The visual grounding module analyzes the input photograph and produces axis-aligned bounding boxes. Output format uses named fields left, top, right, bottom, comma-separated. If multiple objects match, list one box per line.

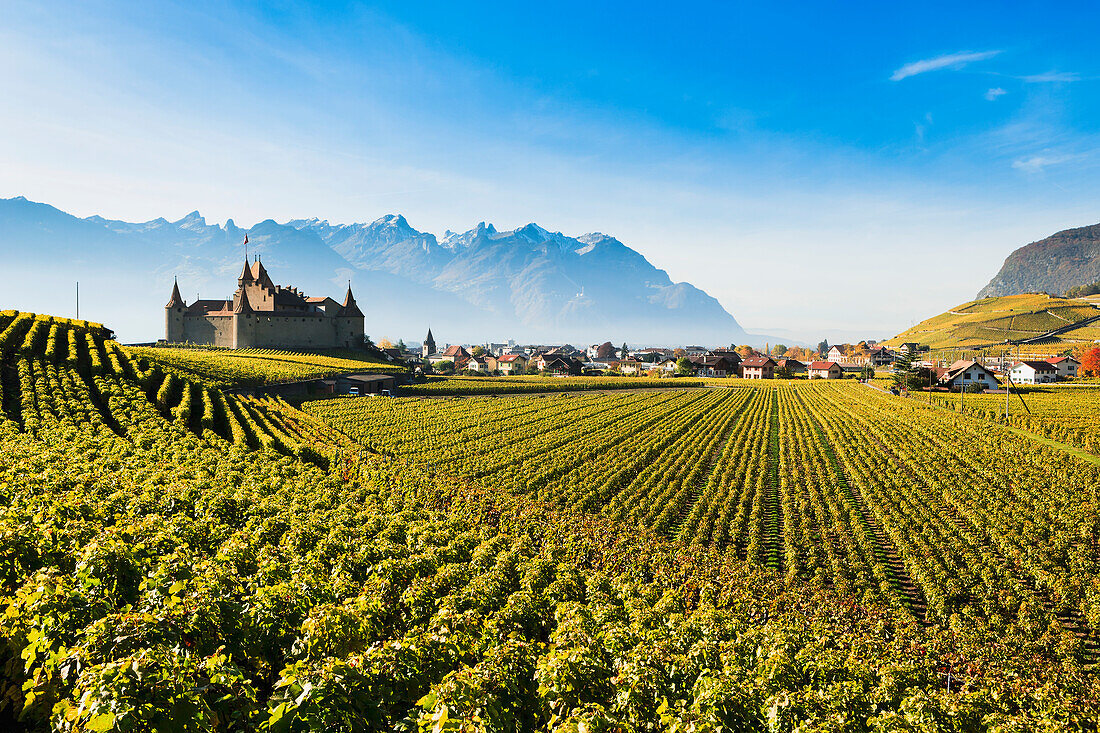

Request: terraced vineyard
left=124, top=344, right=404, bottom=387
left=885, top=292, right=1100, bottom=350
left=4, top=311, right=1100, bottom=729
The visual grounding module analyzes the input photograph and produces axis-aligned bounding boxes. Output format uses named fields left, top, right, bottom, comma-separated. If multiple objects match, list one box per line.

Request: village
left=372, top=329, right=1085, bottom=391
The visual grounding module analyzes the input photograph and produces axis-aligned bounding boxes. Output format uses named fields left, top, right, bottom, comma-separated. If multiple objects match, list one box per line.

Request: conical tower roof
left=238, top=257, right=255, bottom=283
left=250, top=257, right=275, bottom=289
left=234, top=286, right=255, bottom=313
left=339, top=284, right=364, bottom=317
left=166, top=278, right=185, bottom=308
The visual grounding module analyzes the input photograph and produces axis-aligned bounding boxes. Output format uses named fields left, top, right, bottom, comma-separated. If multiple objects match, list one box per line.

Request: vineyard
left=123, top=345, right=405, bottom=387
left=2, top=311, right=1100, bottom=729
left=926, top=386, right=1100, bottom=455
left=885, top=293, right=1100, bottom=350
left=399, top=374, right=708, bottom=395
left=310, top=381, right=1100, bottom=645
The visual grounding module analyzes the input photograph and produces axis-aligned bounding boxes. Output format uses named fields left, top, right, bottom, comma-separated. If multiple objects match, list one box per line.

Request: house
left=657, top=358, right=680, bottom=373
left=826, top=345, right=845, bottom=363
left=938, top=360, right=999, bottom=390
left=867, top=346, right=895, bottom=367
left=682, top=345, right=708, bottom=356
left=1046, top=356, right=1080, bottom=380
left=775, top=358, right=806, bottom=374
left=808, top=361, right=843, bottom=379
left=689, top=356, right=736, bottom=377
left=466, top=354, right=495, bottom=372
left=496, top=353, right=528, bottom=375
left=741, top=356, right=776, bottom=380
left=1009, top=360, right=1057, bottom=385
left=428, top=344, right=471, bottom=367
left=898, top=342, right=921, bottom=355
left=634, top=347, right=673, bottom=362
left=618, top=358, right=644, bottom=375
left=708, top=349, right=743, bottom=367
left=586, top=341, right=617, bottom=360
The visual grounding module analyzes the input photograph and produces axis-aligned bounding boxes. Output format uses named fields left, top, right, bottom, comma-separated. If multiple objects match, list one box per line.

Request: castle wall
left=181, top=314, right=235, bottom=347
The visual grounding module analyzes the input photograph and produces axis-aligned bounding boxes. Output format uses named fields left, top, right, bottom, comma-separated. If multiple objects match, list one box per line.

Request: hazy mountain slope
left=978, top=223, right=1100, bottom=298
left=293, top=216, right=746, bottom=344
left=1, top=197, right=748, bottom=345
left=0, top=198, right=493, bottom=342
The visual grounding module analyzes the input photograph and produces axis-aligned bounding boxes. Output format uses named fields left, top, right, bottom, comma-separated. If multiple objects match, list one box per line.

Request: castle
left=165, top=257, right=364, bottom=349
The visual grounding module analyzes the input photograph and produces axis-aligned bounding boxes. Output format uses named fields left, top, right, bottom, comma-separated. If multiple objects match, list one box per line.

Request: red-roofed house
left=741, top=356, right=776, bottom=379
left=808, top=361, right=843, bottom=379
left=496, top=353, right=528, bottom=375
left=1046, top=356, right=1080, bottom=379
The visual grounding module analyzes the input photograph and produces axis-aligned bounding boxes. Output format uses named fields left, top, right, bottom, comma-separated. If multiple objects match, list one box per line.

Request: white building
left=1046, top=356, right=1080, bottom=380
left=939, top=360, right=999, bottom=390
left=1009, top=360, right=1057, bottom=385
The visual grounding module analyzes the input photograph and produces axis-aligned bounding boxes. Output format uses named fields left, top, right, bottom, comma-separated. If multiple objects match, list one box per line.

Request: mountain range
left=978, top=222, right=1100, bottom=299
left=0, top=196, right=748, bottom=346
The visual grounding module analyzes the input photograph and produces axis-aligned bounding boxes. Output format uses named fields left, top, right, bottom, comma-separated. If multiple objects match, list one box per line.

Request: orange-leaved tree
left=1080, top=346, right=1100, bottom=377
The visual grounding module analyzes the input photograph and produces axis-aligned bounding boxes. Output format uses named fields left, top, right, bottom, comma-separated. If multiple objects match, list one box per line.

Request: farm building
left=939, top=360, right=999, bottom=390
left=741, top=356, right=776, bottom=380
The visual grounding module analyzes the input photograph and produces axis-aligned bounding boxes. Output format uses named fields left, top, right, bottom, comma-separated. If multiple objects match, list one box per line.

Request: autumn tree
left=1081, top=346, right=1100, bottom=377
left=471, top=346, right=486, bottom=357
left=378, top=337, right=395, bottom=349
left=772, top=344, right=788, bottom=357
left=737, top=344, right=756, bottom=359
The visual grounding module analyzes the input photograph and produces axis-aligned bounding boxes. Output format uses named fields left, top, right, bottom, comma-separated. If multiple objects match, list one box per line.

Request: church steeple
left=423, top=327, right=436, bottom=357
left=166, top=278, right=185, bottom=308
left=339, top=283, right=364, bottom=317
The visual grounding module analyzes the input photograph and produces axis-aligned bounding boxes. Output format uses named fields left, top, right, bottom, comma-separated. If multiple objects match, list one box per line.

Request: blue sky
left=3, top=0, right=1099, bottom=340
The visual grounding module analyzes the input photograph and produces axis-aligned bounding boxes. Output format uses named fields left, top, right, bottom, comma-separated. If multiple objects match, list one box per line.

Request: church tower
left=165, top=278, right=186, bottom=342
left=422, top=327, right=436, bottom=357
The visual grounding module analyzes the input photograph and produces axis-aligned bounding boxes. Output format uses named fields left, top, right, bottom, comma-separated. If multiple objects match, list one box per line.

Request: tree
left=435, top=360, right=454, bottom=374
left=891, top=350, right=914, bottom=390
left=737, top=344, right=755, bottom=359
left=378, top=337, right=395, bottom=349
left=1081, top=346, right=1100, bottom=377
left=471, top=346, right=486, bottom=357
left=772, top=344, right=788, bottom=357
left=396, top=339, right=407, bottom=353
left=621, top=342, right=629, bottom=359
left=818, top=339, right=830, bottom=357
left=675, top=357, right=695, bottom=376
left=673, top=348, right=687, bottom=358
left=776, top=365, right=793, bottom=379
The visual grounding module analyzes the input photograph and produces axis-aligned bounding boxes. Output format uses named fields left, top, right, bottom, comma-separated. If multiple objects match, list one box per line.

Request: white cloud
left=890, top=50, right=1001, bottom=81
left=985, top=87, right=1007, bottom=101
left=1011, top=153, right=1076, bottom=173
left=1021, top=71, right=1080, bottom=83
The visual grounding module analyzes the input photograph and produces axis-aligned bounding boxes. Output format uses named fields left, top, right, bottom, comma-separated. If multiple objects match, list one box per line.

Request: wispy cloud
left=1011, top=153, right=1077, bottom=173
left=1021, top=71, right=1080, bottom=83
left=985, top=87, right=1007, bottom=101
left=890, top=50, right=1001, bottom=81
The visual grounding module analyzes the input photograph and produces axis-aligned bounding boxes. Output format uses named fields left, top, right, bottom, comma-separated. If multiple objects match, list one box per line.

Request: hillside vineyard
left=2, top=312, right=1100, bottom=729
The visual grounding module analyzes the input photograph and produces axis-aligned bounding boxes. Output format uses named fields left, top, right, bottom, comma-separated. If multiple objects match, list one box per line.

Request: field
left=3, top=311, right=1100, bottom=729
left=123, top=345, right=405, bottom=387
left=885, top=293, right=1100, bottom=350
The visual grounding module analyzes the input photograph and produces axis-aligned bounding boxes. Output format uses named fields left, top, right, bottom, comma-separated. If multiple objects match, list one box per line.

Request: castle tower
left=232, top=286, right=255, bottom=350
left=423, top=327, right=436, bottom=357
left=165, top=278, right=186, bottom=342
left=337, top=284, right=365, bottom=349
